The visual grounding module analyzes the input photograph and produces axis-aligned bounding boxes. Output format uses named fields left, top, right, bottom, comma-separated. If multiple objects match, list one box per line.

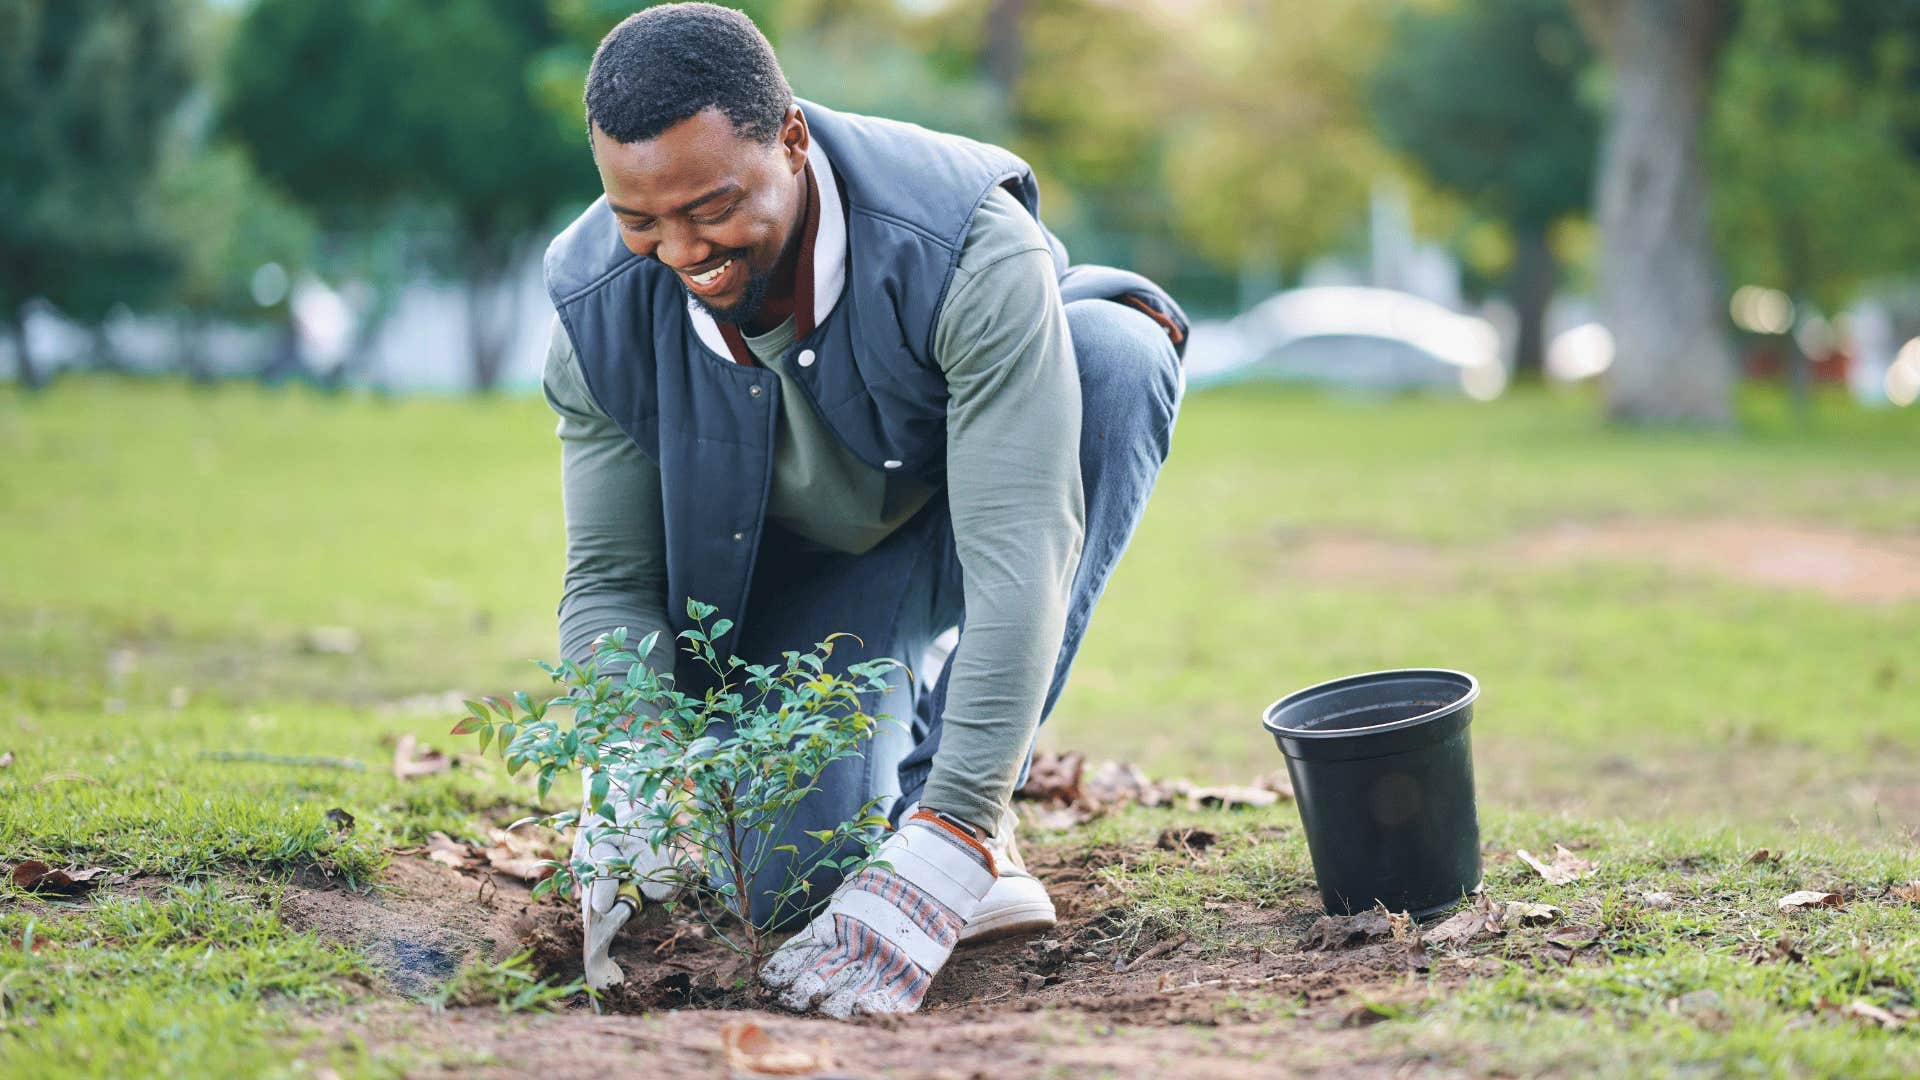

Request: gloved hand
left=574, top=769, right=682, bottom=990
left=759, top=809, right=996, bottom=1018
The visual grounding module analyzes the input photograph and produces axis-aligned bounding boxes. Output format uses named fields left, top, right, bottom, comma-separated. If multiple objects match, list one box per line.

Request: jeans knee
left=1066, top=299, right=1182, bottom=459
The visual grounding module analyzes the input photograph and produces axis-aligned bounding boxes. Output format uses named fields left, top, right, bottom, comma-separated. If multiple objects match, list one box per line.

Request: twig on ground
left=1118, top=933, right=1190, bottom=973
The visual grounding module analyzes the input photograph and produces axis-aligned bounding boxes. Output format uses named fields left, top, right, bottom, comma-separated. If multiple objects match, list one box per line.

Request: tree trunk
left=1576, top=0, right=1737, bottom=426
left=1509, top=225, right=1557, bottom=382
left=465, top=234, right=518, bottom=393
left=10, top=310, right=42, bottom=390
left=983, top=0, right=1028, bottom=100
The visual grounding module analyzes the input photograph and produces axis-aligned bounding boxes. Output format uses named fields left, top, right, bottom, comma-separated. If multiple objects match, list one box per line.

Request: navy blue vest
left=544, top=101, right=1184, bottom=656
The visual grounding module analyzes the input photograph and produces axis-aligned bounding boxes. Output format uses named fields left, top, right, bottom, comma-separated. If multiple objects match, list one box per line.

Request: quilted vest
left=544, top=100, right=1182, bottom=657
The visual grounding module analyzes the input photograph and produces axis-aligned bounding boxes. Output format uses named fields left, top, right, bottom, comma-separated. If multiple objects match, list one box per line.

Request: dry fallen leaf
left=423, top=831, right=475, bottom=870
left=720, top=1020, right=834, bottom=1076
left=1889, top=881, right=1920, bottom=904
left=1515, top=844, right=1595, bottom=886
left=1424, top=895, right=1499, bottom=948
left=1082, top=760, right=1162, bottom=807
left=0, top=750, right=12, bottom=768
left=392, top=734, right=452, bottom=780
left=10, top=861, right=110, bottom=894
left=1015, top=750, right=1085, bottom=804
left=480, top=827, right=560, bottom=882
left=1500, top=900, right=1561, bottom=926
left=1253, top=769, right=1296, bottom=800
left=324, top=808, right=355, bottom=834
left=1778, top=890, right=1844, bottom=911
left=1641, top=890, right=1675, bottom=909
left=1187, top=785, right=1280, bottom=810
left=1826, top=998, right=1905, bottom=1031
left=1746, top=848, right=1782, bottom=865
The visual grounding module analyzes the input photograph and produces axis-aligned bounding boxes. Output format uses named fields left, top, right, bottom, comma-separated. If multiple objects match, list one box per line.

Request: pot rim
left=1262, top=667, right=1479, bottom=741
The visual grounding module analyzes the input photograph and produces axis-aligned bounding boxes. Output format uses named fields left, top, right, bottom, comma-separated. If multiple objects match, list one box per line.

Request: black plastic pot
left=1263, top=669, right=1481, bottom=920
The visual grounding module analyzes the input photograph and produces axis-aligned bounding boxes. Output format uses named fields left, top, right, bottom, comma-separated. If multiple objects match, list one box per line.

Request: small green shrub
left=454, top=599, right=903, bottom=971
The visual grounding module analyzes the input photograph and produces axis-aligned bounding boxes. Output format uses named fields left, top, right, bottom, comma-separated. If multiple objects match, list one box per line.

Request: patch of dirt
left=1267, top=518, right=1920, bottom=605
left=280, top=857, right=544, bottom=997
left=285, top=837, right=1485, bottom=1077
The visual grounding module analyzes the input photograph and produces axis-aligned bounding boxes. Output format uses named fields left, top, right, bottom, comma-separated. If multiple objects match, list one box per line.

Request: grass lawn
left=2, top=377, right=1916, bottom=1077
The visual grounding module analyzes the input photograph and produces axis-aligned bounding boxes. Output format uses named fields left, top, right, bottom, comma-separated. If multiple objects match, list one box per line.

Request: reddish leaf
left=721, top=1020, right=834, bottom=1076
left=11, top=861, right=110, bottom=894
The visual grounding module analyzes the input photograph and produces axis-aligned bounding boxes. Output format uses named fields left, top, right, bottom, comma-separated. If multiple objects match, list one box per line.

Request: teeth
left=690, top=259, right=730, bottom=286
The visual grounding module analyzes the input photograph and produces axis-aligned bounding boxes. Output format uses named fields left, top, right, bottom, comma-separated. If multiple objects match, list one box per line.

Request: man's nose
left=655, top=221, right=710, bottom=272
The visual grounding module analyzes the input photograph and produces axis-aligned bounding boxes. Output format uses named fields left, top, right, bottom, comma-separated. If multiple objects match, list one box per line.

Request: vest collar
left=686, top=131, right=847, bottom=360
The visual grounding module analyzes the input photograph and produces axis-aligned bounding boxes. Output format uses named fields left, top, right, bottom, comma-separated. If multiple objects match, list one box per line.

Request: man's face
left=592, top=107, right=807, bottom=326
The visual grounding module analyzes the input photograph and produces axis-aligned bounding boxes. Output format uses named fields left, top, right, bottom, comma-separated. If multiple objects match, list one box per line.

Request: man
left=543, top=3, right=1184, bottom=1018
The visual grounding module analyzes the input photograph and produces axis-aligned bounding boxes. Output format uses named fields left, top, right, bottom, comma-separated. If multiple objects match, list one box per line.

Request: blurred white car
left=1184, top=286, right=1506, bottom=399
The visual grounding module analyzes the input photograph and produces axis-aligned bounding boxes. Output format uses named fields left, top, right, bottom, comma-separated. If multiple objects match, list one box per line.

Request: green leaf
left=450, top=715, right=485, bottom=735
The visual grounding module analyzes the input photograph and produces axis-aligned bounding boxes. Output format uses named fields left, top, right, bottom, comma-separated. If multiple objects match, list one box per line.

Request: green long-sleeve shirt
left=543, top=185, right=1082, bottom=833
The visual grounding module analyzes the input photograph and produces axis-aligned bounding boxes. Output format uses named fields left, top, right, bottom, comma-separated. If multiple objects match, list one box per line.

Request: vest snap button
left=883, top=459, right=903, bottom=470
left=732, top=532, right=745, bottom=542
left=748, top=384, right=763, bottom=398
left=797, top=349, right=816, bottom=368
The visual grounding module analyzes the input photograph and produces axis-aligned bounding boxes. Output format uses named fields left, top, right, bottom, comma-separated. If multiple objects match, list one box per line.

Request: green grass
left=1058, top=805, right=1920, bottom=1078
left=0, top=881, right=384, bottom=1079
left=1, top=377, right=1916, bottom=1074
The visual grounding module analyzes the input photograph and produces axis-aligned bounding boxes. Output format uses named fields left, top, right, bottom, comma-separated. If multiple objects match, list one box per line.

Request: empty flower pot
left=1263, top=669, right=1482, bottom=920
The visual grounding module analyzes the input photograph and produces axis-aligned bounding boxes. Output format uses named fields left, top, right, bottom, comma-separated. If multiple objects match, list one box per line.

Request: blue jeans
left=718, top=298, right=1181, bottom=928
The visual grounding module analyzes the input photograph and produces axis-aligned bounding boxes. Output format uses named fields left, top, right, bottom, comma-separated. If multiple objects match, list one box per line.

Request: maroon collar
left=717, top=162, right=821, bottom=367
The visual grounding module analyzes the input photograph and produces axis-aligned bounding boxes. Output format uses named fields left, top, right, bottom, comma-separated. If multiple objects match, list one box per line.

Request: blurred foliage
left=10, top=1, right=1920, bottom=391
left=1372, top=0, right=1596, bottom=240
left=0, top=0, right=195, bottom=384
left=221, top=0, right=596, bottom=386
left=1371, top=0, right=1598, bottom=376
left=1712, top=0, right=1920, bottom=314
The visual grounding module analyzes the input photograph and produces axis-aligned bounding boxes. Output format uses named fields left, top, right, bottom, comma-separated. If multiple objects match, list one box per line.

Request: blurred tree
left=0, top=0, right=195, bottom=388
left=1712, top=0, right=1920, bottom=412
left=1574, top=0, right=1740, bottom=426
left=223, top=0, right=594, bottom=390
left=153, top=143, right=316, bottom=382
left=1371, top=0, right=1598, bottom=380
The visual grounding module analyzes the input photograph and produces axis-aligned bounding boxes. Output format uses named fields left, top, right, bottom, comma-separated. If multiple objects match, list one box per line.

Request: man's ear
left=781, top=106, right=809, bottom=174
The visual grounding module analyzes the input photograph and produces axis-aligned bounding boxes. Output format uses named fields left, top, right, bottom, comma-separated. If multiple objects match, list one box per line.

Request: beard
left=690, top=260, right=777, bottom=328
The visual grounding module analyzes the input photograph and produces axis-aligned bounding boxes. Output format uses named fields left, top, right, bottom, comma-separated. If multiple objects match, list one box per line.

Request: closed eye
left=690, top=202, right=740, bottom=226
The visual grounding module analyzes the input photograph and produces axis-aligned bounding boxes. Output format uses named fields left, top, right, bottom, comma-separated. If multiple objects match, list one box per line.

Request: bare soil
left=282, top=838, right=1486, bottom=1078
left=1275, top=517, right=1920, bottom=605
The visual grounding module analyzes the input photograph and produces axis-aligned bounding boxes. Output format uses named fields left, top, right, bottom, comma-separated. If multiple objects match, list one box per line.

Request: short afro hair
left=585, top=4, right=792, bottom=146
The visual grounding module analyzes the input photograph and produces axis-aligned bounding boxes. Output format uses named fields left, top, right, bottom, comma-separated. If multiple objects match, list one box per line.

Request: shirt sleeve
left=915, top=191, right=1085, bottom=833
left=543, top=315, right=672, bottom=673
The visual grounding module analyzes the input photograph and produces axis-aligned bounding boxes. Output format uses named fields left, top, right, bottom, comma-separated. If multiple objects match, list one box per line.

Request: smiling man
left=543, top=3, right=1185, bottom=1018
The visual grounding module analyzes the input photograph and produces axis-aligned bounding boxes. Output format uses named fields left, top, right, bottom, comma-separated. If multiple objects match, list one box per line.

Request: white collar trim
left=686, top=132, right=847, bottom=358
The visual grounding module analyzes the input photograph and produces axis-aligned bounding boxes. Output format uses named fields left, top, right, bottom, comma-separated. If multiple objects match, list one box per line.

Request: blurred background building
left=5, top=0, right=1920, bottom=417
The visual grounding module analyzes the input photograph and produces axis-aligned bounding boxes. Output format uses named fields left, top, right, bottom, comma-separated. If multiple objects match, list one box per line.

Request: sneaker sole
left=957, top=900, right=1058, bottom=946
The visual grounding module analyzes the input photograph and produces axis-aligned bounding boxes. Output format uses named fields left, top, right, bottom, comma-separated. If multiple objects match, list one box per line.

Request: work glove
left=574, top=768, right=682, bottom=990
left=760, top=808, right=996, bottom=1018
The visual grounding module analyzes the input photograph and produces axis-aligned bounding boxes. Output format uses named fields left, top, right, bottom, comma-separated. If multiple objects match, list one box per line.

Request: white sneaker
left=957, top=804, right=1057, bottom=945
